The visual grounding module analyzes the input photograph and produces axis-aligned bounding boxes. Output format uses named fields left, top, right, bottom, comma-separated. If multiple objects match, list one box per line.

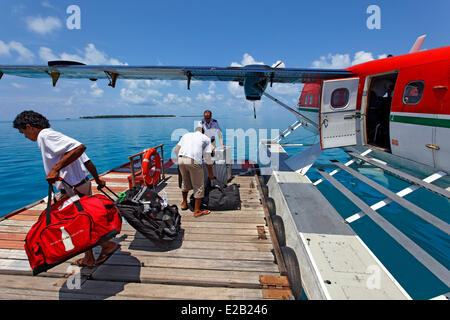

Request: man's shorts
left=178, top=156, right=204, bottom=198
left=61, top=179, right=92, bottom=197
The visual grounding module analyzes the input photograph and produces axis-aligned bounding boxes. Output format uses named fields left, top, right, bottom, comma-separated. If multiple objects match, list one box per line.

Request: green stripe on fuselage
left=297, top=107, right=319, bottom=113
left=390, top=115, right=450, bottom=129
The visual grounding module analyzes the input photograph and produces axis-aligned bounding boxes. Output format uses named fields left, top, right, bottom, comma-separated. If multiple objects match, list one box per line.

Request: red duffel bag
left=24, top=179, right=122, bottom=275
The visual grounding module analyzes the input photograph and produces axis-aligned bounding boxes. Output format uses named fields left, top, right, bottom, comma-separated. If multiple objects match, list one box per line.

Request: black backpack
left=190, top=183, right=241, bottom=211
left=116, top=186, right=181, bottom=241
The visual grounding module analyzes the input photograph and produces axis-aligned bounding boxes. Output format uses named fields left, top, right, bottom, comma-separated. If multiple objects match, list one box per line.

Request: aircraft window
left=403, top=81, right=424, bottom=105
left=331, top=88, right=349, bottom=108
left=309, top=94, right=314, bottom=105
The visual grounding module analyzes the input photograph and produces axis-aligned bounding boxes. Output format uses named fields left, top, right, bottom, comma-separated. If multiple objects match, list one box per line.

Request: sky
left=0, top=0, right=449, bottom=120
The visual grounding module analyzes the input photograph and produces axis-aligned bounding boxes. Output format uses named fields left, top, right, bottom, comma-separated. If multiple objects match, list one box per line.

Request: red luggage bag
left=24, top=180, right=122, bottom=275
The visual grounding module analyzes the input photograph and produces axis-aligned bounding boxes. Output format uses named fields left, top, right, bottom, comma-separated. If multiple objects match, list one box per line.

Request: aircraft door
left=320, top=77, right=360, bottom=149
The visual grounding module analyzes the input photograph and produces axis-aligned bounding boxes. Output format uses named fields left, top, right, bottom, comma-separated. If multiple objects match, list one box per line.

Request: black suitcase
left=190, top=183, right=241, bottom=211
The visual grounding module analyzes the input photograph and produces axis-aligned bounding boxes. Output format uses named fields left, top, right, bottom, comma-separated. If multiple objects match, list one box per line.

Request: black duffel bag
left=190, top=182, right=241, bottom=211
left=115, top=186, right=181, bottom=241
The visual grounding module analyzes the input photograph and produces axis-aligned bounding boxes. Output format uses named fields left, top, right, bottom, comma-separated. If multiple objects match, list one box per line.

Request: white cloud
left=208, top=82, right=216, bottom=94
left=11, top=82, right=26, bottom=89
left=90, top=83, right=104, bottom=98
left=231, top=53, right=265, bottom=67
left=312, top=51, right=388, bottom=68
left=38, top=43, right=127, bottom=65
left=120, top=80, right=166, bottom=104
left=0, top=40, right=34, bottom=62
left=41, top=1, right=56, bottom=9
left=352, top=51, right=375, bottom=66
left=227, top=81, right=245, bottom=99
left=312, top=53, right=351, bottom=69
left=26, top=16, right=62, bottom=35
left=38, top=46, right=58, bottom=61
left=269, top=83, right=302, bottom=96
left=0, top=40, right=10, bottom=56
left=196, top=93, right=215, bottom=103
left=163, top=93, right=192, bottom=105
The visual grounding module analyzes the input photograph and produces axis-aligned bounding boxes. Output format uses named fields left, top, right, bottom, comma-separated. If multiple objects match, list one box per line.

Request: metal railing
left=128, top=144, right=165, bottom=188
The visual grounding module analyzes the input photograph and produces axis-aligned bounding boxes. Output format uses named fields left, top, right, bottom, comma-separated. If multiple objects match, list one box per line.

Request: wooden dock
left=0, top=167, right=293, bottom=300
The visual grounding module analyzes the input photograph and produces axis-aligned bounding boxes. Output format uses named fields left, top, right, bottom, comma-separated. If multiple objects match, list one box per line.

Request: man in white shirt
left=13, top=110, right=117, bottom=267
left=174, top=126, right=215, bottom=217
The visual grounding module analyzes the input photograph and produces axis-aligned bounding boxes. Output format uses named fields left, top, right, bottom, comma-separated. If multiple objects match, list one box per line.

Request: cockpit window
left=309, top=94, right=313, bottom=105
left=403, top=81, right=424, bottom=105
left=331, top=88, right=349, bottom=108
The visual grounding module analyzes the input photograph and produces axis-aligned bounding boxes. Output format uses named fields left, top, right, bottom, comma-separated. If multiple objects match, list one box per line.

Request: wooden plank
left=102, top=254, right=279, bottom=273
left=14, top=210, right=41, bottom=216
left=119, top=231, right=271, bottom=244
left=0, top=240, right=24, bottom=250
left=0, top=288, right=118, bottom=300
left=114, top=238, right=273, bottom=252
left=0, top=233, right=26, bottom=241
left=0, top=249, right=27, bottom=260
left=121, top=224, right=268, bottom=237
left=0, top=274, right=109, bottom=300
left=178, top=210, right=265, bottom=218
left=122, top=220, right=266, bottom=230
left=0, top=220, right=35, bottom=227
left=137, top=226, right=266, bottom=236
left=0, top=252, right=100, bottom=279
left=179, top=215, right=266, bottom=224
left=92, top=264, right=277, bottom=288
left=112, top=247, right=275, bottom=262
left=0, top=226, right=31, bottom=234
left=7, top=215, right=38, bottom=221
left=76, top=279, right=264, bottom=300
left=0, top=273, right=76, bottom=291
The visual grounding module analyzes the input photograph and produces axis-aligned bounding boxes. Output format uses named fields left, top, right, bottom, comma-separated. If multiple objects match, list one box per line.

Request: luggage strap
left=46, top=178, right=85, bottom=226
left=97, top=184, right=120, bottom=202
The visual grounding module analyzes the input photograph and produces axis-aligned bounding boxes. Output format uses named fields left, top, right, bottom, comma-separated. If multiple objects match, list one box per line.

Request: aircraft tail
left=409, top=34, right=427, bottom=53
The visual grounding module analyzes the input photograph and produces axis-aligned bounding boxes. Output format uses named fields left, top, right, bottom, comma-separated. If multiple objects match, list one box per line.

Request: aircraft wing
left=0, top=62, right=353, bottom=100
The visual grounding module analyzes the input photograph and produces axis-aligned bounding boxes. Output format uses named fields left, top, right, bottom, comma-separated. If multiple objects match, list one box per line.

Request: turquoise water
left=1, top=114, right=449, bottom=299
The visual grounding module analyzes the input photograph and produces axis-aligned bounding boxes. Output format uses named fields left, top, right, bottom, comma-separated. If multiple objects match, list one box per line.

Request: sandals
left=94, top=243, right=119, bottom=266
left=194, top=209, right=211, bottom=217
left=71, top=258, right=95, bottom=268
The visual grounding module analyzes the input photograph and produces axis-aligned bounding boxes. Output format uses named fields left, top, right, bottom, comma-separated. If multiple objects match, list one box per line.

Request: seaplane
left=0, top=35, right=448, bottom=179
left=1, top=35, right=449, bottom=300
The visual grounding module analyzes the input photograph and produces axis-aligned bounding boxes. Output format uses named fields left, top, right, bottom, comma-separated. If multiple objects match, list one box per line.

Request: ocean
left=0, top=114, right=448, bottom=299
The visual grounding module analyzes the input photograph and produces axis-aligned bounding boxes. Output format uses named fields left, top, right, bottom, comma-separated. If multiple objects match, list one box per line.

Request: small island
left=80, top=115, right=176, bottom=119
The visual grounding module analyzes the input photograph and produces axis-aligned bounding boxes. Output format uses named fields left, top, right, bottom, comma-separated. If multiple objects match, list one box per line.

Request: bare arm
left=84, top=160, right=106, bottom=188
left=46, top=144, right=86, bottom=183
left=203, top=153, right=215, bottom=180
left=174, top=145, right=181, bottom=157
left=217, top=130, right=228, bottom=148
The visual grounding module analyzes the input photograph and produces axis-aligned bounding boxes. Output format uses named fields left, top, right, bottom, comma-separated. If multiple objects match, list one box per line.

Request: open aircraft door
left=320, top=77, right=359, bottom=149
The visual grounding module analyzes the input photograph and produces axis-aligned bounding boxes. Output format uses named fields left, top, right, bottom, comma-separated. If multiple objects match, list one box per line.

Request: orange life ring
left=142, top=148, right=161, bottom=186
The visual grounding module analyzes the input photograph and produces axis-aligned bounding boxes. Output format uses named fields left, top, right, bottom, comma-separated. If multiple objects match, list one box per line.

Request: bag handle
left=45, top=183, right=53, bottom=225
left=97, top=184, right=120, bottom=202
left=57, top=178, right=84, bottom=213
